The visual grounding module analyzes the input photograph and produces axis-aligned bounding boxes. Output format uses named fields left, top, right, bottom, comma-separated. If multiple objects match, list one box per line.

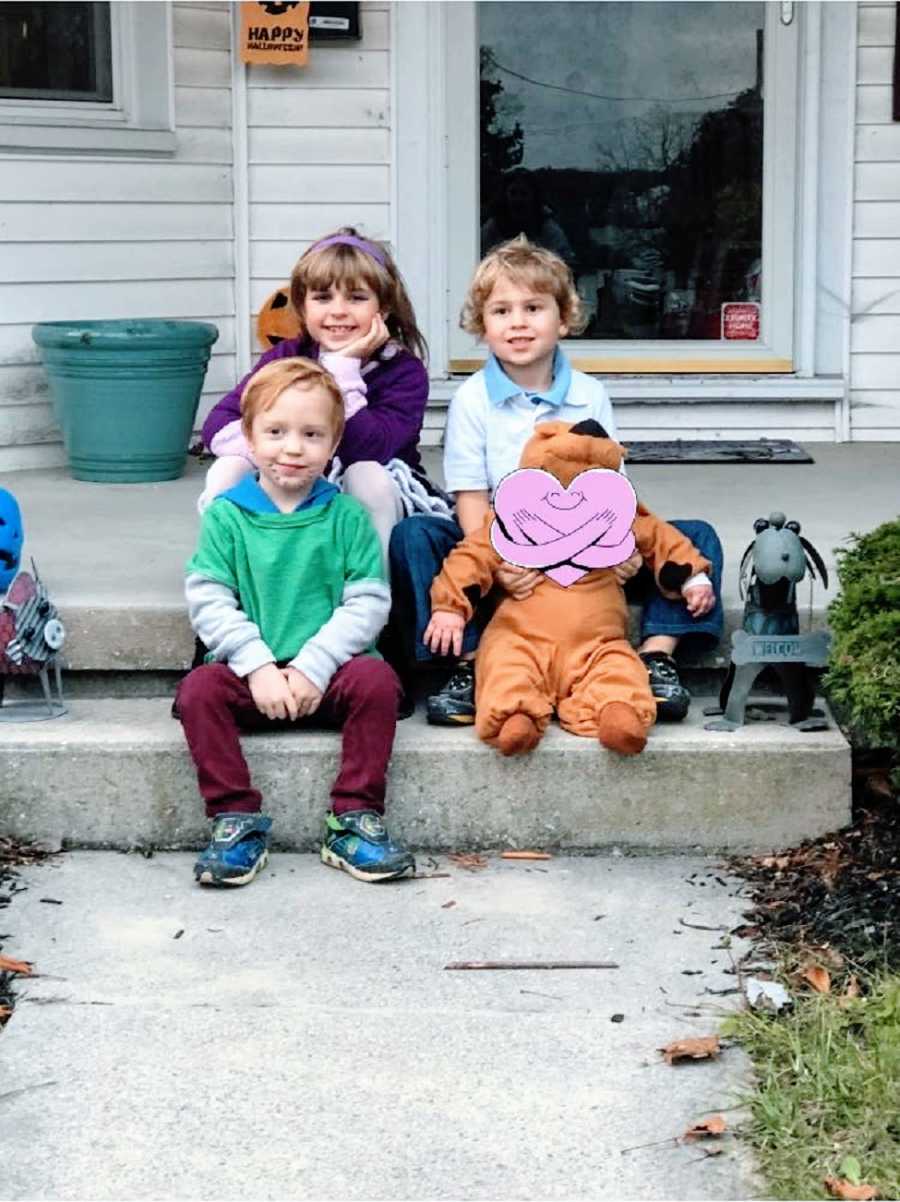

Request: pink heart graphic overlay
left=491, top=467, right=637, bottom=587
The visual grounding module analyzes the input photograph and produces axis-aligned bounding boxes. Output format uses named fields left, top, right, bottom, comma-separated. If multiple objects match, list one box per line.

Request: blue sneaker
left=321, top=810, right=415, bottom=882
left=194, top=812, right=272, bottom=886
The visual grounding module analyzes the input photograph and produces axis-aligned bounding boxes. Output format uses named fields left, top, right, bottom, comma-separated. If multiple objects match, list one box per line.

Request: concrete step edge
left=0, top=698, right=851, bottom=854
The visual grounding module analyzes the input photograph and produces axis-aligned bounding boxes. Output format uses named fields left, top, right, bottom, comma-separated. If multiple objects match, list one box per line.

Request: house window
left=447, top=1, right=798, bottom=372
left=0, top=2, right=113, bottom=103
left=0, top=1, right=174, bottom=156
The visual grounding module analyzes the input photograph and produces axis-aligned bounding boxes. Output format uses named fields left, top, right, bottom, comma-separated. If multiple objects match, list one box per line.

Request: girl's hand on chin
left=336, top=314, right=390, bottom=361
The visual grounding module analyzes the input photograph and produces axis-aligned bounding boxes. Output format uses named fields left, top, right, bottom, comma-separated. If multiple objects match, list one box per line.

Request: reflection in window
left=0, top=2, right=112, bottom=102
left=479, top=2, right=764, bottom=341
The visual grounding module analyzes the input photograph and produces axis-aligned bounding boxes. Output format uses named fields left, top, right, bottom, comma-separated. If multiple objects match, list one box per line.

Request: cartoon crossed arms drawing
left=490, top=467, right=638, bottom=587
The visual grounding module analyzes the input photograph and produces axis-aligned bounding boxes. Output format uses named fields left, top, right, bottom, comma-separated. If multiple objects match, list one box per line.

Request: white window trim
left=0, top=2, right=175, bottom=156
left=394, top=0, right=852, bottom=396
left=446, top=1, right=798, bottom=371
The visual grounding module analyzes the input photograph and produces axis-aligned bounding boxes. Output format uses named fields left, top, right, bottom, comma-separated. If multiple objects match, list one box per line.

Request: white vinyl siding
left=0, top=2, right=235, bottom=472
left=245, top=1, right=391, bottom=370
left=850, top=1, right=900, bottom=440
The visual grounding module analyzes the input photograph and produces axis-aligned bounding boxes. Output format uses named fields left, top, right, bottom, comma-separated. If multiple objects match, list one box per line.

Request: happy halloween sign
left=240, top=1, right=309, bottom=65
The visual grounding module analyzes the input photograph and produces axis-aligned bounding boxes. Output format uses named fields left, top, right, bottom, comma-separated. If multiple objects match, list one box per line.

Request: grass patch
left=723, top=973, right=900, bottom=1200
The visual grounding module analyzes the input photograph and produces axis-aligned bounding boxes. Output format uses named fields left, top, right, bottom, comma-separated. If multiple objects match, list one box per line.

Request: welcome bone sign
left=240, top=2, right=310, bottom=65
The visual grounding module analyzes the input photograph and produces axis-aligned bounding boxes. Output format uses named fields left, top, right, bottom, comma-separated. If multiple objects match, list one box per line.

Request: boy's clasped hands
left=247, top=662, right=323, bottom=720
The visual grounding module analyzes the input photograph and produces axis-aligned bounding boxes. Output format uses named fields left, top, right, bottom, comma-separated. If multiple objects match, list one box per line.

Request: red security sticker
left=721, top=302, right=760, bottom=340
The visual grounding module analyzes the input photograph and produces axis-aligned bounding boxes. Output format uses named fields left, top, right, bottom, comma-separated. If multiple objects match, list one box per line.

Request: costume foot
left=495, top=713, right=541, bottom=756
left=597, top=702, right=647, bottom=756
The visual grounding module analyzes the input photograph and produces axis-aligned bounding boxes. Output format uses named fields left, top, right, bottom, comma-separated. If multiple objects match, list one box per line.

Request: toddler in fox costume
left=425, top=420, right=713, bottom=756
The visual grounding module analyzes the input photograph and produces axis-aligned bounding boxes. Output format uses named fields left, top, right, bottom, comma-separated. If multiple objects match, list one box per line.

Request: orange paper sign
left=240, top=1, right=309, bottom=66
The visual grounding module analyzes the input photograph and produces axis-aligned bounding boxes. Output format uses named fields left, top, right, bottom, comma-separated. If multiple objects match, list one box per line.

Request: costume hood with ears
left=518, top=418, right=626, bottom=486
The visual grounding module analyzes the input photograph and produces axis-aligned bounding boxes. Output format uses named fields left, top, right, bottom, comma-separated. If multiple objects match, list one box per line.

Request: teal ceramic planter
left=32, top=320, right=219, bottom=483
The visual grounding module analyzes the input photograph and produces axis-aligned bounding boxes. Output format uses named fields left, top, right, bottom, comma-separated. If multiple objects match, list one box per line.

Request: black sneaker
left=426, top=660, right=475, bottom=726
left=640, top=651, right=690, bottom=722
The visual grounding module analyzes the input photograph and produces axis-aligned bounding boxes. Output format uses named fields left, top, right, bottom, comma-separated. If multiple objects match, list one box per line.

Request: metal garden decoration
left=705, top=511, right=830, bottom=732
left=0, top=489, right=67, bottom=722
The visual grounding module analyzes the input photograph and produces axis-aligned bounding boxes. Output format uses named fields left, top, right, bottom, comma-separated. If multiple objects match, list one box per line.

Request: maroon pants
left=175, top=657, right=401, bottom=818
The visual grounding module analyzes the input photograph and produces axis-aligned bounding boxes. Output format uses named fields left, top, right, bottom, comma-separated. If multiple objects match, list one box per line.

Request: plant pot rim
left=32, top=320, right=219, bottom=350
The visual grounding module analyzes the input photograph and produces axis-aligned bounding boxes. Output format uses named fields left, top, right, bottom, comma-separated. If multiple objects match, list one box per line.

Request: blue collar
left=221, top=473, right=338, bottom=514
left=484, top=348, right=573, bottom=409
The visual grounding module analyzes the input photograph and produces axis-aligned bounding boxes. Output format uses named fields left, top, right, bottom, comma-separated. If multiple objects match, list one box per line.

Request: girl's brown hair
left=289, top=227, right=428, bottom=362
left=460, top=235, right=585, bottom=337
left=240, top=357, right=345, bottom=443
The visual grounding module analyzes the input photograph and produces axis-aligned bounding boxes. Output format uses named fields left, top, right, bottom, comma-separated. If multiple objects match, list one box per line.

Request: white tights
left=198, top=456, right=404, bottom=570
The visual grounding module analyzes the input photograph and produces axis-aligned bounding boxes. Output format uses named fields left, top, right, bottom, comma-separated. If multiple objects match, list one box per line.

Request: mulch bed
left=729, top=751, right=900, bottom=973
left=0, top=836, right=55, bottom=1027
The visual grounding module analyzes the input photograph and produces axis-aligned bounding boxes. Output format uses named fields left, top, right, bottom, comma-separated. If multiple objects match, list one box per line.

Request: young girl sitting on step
left=199, top=228, right=451, bottom=560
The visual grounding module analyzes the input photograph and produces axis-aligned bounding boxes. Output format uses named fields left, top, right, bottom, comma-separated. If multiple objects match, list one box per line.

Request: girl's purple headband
left=309, top=234, right=387, bottom=267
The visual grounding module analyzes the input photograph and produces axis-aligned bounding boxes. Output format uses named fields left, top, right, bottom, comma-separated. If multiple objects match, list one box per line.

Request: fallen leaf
left=500, top=850, right=552, bottom=861
left=843, top=975, right=861, bottom=999
left=800, top=964, right=831, bottom=994
left=823, top=1177, right=878, bottom=1200
left=759, top=854, right=791, bottom=870
left=441, top=900, right=457, bottom=910
left=0, top=1006, right=12, bottom=1022
left=659, top=1034, right=720, bottom=1065
left=0, top=954, right=32, bottom=976
left=682, top=1115, right=727, bottom=1142
left=447, top=853, right=489, bottom=872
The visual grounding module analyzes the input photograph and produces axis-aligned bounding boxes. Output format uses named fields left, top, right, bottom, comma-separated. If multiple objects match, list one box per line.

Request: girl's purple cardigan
left=201, top=335, right=429, bottom=472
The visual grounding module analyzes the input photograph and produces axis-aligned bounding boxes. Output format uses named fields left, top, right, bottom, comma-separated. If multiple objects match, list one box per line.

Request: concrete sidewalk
left=0, top=851, right=761, bottom=1201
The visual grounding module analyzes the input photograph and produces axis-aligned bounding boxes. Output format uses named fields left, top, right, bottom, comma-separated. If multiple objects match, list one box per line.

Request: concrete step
left=57, top=601, right=764, bottom=677
left=57, top=600, right=774, bottom=672
left=0, top=696, right=850, bottom=854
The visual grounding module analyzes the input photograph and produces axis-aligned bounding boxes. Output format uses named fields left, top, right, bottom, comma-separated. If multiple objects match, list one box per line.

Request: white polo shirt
left=443, top=350, right=621, bottom=497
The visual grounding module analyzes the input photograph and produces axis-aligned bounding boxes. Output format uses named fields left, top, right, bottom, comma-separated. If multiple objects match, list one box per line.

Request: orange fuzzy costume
left=429, top=420, right=712, bottom=756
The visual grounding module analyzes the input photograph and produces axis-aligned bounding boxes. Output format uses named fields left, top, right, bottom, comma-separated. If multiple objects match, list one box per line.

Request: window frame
left=394, top=0, right=806, bottom=377
left=0, top=1, right=175, bottom=156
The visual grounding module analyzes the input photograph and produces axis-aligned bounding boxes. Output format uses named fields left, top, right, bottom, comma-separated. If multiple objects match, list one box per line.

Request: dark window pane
left=0, top=2, right=112, bottom=102
left=480, top=2, right=764, bottom=341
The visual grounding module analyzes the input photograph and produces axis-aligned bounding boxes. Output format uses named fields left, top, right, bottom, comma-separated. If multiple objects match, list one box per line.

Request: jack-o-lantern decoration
left=256, top=285, right=301, bottom=350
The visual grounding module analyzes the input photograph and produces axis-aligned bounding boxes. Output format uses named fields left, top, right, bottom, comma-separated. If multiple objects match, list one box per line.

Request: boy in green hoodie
left=175, top=357, right=414, bottom=886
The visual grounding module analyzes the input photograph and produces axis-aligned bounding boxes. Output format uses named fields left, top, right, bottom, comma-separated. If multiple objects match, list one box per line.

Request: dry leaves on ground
left=447, top=853, right=489, bottom=872
left=659, top=1034, right=720, bottom=1065
left=682, top=1115, right=727, bottom=1142
left=800, top=964, right=832, bottom=994
left=823, top=1177, right=878, bottom=1200
left=0, top=955, right=32, bottom=976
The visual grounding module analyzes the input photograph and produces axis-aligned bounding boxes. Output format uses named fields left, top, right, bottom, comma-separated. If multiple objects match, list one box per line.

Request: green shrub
left=824, top=518, right=900, bottom=754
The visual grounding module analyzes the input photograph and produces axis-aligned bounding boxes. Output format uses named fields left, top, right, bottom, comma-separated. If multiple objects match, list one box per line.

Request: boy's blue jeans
left=388, top=515, right=724, bottom=664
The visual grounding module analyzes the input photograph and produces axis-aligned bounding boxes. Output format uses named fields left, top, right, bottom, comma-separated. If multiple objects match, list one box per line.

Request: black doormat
left=624, top=438, right=814, bottom=464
